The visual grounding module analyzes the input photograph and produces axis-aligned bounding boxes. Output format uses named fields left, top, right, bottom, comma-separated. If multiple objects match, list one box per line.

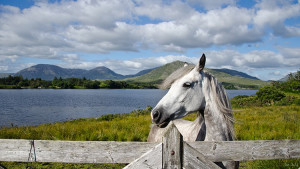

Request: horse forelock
left=159, top=65, right=195, bottom=89
left=204, top=72, right=235, bottom=140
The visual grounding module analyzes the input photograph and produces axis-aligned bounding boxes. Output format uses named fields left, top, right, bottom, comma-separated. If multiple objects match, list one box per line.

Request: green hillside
left=125, top=61, right=186, bottom=84
left=125, top=61, right=269, bottom=89
left=205, top=68, right=269, bottom=89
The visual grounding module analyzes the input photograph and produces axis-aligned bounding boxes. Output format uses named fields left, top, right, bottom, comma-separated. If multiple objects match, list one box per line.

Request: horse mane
left=204, top=72, right=235, bottom=140
left=159, top=65, right=235, bottom=140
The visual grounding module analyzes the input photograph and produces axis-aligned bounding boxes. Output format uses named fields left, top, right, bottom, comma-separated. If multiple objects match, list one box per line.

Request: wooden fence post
left=162, top=122, right=220, bottom=169
left=162, top=121, right=183, bottom=169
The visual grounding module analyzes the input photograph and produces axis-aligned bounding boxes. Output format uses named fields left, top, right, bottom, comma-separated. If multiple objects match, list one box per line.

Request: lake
left=0, top=89, right=257, bottom=127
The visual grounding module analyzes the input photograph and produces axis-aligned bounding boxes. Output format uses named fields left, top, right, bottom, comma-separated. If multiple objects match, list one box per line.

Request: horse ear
left=197, top=53, right=206, bottom=72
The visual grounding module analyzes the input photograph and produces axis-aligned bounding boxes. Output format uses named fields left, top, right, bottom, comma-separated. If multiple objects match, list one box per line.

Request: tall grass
left=0, top=107, right=152, bottom=142
left=0, top=105, right=299, bottom=168
left=234, top=106, right=300, bottom=140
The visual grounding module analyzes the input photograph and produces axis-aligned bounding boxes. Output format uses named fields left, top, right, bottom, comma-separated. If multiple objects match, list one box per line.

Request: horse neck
left=202, top=75, right=234, bottom=141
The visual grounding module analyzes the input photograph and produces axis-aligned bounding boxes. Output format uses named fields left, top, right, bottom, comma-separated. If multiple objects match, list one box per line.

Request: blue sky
left=0, top=0, right=299, bottom=80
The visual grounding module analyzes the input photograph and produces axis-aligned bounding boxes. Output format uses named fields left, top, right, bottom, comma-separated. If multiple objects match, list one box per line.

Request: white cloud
left=269, top=70, right=282, bottom=76
left=254, top=0, right=300, bottom=37
left=205, top=49, right=299, bottom=69
left=58, top=54, right=198, bottom=75
left=0, top=55, right=19, bottom=62
left=0, top=0, right=299, bottom=57
left=57, top=49, right=299, bottom=76
left=62, top=54, right=80, bottom=63
left=0, top=0, right=299, bottom=78
left=0, top=66, right=8, bottom=71
left=278, top=46, right=300, bottom=58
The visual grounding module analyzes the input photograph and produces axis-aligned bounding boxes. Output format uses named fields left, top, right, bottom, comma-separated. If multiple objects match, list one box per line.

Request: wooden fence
left=1, top=122, right=299, bottom=168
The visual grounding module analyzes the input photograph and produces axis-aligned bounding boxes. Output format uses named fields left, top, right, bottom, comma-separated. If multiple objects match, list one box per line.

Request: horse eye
left=183, top=82, right=191, bottom=88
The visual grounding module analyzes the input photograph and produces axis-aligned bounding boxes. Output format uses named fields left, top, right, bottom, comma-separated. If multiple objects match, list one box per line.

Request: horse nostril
left=153, top=111, right=159, bottom=118
left=152, top=110, right=161, bottom=123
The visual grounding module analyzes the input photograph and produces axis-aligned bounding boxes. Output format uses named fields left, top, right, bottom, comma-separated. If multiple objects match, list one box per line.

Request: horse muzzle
left=151, top=108, right=173, bottom=128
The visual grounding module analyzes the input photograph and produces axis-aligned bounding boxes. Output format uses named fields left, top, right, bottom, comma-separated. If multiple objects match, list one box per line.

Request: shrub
left=256, top=86, right=285, bottom=104
left=275, top=95, right=296, bottom=106
left=231, top=95, right=262, bottom=108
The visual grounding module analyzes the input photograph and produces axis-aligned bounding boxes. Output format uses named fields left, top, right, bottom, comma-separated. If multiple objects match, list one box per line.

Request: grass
left=0, top=84, right=18, bottom=89
left=0, top=107, right=152, bottom=142
left=234, top=106, right=300, bottom=140
left=0, top=104, right=299, bottom=168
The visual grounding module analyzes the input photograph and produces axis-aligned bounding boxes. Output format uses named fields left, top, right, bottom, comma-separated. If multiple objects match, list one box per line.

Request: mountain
left=12, top=62, right=269, bottom=89
left=212, top=68, right=259, bottom=80
left=125, top=61, right=186, bottom=83
left=15, top=64, right=87, bottom=81
left=124, top=68, right=156, bottom=78
left=83, top=66, right=124, bottom=80
left=125, top=61, right=269, bottom=89
left=278, top=72, right=298, bottom=82
left=14, top=64, right=150, bottom=81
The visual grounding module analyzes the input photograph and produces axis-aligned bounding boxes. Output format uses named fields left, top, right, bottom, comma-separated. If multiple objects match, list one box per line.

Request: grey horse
left=147, top=54, right=239, bottom=169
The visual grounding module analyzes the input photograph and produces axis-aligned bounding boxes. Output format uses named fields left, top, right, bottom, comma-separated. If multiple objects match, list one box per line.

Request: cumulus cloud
left=278, top=46, right=300, bottom=58
left=59, top=54, right=198, bottom=75
left=254, top=0, right=300, bottom=37
left=0, top=0, right=299, bottom=57
left=0, top=0, right=299, bottom=77
left=57, top=49, right=298, bottom=76
left=205, top=49, right=299, bottom=69
left=269, top=70, right=282, bottom=76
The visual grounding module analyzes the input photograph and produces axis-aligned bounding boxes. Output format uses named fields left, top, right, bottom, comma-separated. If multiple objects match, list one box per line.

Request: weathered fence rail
left=1, top=122, right=300, bottom=168
left=1, top=139, right=299, bottom=163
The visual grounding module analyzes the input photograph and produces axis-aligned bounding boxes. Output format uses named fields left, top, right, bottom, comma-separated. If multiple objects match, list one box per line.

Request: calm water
left=0, top=89, right=257, bottom=127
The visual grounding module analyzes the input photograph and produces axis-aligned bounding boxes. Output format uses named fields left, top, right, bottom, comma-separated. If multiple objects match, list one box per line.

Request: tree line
left=0, top=75, right=157, bottom=89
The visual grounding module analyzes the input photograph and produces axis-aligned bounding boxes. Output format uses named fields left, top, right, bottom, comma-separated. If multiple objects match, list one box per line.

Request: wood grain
left=0, top=139, right=299, bottom=163
left=162, top=122, right=183, bottom=169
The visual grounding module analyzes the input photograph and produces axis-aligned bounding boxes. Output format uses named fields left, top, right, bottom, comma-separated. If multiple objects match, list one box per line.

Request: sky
left=0, top=0, right=299, bottom=81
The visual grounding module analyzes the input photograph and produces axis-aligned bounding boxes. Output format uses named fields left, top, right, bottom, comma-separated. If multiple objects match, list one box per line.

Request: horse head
left=151, top=54, right=207, bottom=128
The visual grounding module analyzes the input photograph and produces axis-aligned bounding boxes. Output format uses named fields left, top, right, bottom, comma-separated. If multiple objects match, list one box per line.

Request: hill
left=11, top=62, right=269, bottom=89
left=124, top=68, right=156, bottom=78
left=212, top=68, right=259, bottom=80
left=278, top=72, right=298, bottom=82
left=14, top=64, right=156, bottom=81
left=14, top=64, right=141, bottom=81
left=15, top=64, right=87, bottom=81
left=125, top=61, right=187, bottom=83
left=83, top=66, right=124, bottom=80
left=125, top=61, right=269, bottom=89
